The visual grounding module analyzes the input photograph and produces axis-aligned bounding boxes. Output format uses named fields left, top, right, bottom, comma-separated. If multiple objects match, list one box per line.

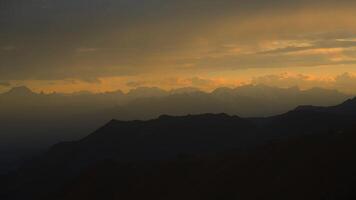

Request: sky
left=1, top=0, right=356, bottom=93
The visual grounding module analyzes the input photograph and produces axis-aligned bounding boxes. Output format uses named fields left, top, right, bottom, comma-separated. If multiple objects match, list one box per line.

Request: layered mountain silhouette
left=3, top=86, right=36, bottom=96
left=3, top=97, right=356, bottom=199
left=0, top=85, right=349, bottom=155
left=295, top=97, right=356, bottom=115
left=119, top=85, right=350, bottom=119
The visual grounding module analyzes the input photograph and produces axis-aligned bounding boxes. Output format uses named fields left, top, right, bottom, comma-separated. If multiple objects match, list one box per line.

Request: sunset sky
left=1, top=0, right=356, bottom=93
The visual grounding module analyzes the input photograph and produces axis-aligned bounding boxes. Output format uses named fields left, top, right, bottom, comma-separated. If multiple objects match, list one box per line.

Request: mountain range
left=2, top=96, right=356, bottom=199
left=0, top=85, right=352, bottom=175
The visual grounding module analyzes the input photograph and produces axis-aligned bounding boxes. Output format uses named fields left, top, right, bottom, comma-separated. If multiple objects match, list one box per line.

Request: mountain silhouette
left=26, top=113, right=254, bottom=174
left=3, top=86, right=36, bottom=96
left=295, top=97, right=356, bottom=115
left=48, top=127, right=356, bottom=200
left=117, top=85, right=350, bottom=119
left=1, top=84, right=348, bottom=167
left=3, top=97, right=356, bottom=199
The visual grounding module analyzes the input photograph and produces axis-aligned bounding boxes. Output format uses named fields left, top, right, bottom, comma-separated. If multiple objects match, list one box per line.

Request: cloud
left=189, top=77, right=215, bottom=87
left=76, top=47, right=99, bottom=53
left=251, top=72, right=356, bottom=94
left=1, top=1, right=356, bottom=81
left=79, top=77, right=102, bottom=84
left=251, top=73, right=330, bottom=89
left=1, top=46, right=16, bottom=51
left=259, top=40, right=356, bottom=55
left=334, top=73, right=356, bottom=93
left=124, top=76, right=232, bottom=91
left=115, top=72, right=354, bottom=95
left=0, top=81, right=11, bottom=87
left=126, top=81, right=147, bottom=88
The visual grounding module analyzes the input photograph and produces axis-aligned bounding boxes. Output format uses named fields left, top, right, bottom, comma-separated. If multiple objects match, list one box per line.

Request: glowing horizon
left=1, top=1, right=356, bottom=94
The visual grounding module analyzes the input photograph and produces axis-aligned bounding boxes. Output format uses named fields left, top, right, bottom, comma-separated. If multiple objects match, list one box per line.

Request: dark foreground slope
left=55, top=127, right=356, bottom=200
left=3, top=98, right=356, bottom=200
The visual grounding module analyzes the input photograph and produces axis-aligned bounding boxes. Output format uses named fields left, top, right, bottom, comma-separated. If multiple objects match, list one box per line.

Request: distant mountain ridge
left=117, top=85, right=350, bottom=119
left=4, top=96, right=356, bottom=200
left=295, top=97, right=356, bottom=115
left=0, top=85, right=352, bottom=175
left=3, top=86, right=36, bottom=96
left=48, top=96, right=356, bottom=165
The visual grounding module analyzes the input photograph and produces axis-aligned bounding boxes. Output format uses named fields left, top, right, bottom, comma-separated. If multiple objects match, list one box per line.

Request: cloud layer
left=1, top=0, right=356, bottom=90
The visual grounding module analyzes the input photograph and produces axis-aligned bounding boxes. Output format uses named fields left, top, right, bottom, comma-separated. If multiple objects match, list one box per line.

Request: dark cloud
left=1, top=0, right=356, bottom=81
left=192, top=51, right=356, bottom=71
